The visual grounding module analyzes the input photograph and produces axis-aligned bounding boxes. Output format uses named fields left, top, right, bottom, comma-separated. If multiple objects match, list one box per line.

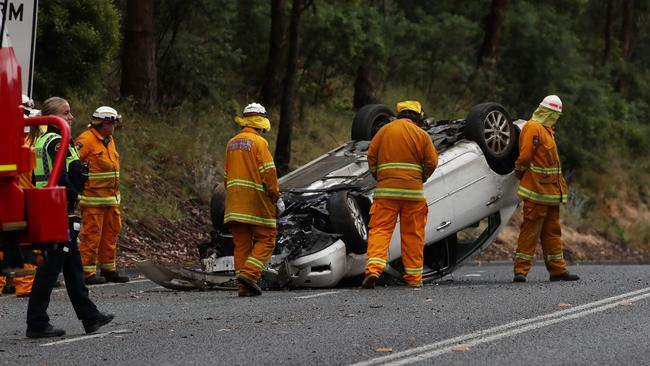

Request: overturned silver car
left=142, top=102, right=522, bottom=290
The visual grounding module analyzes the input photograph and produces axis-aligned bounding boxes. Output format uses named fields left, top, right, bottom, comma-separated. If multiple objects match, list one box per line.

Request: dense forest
left=28, top=0, right=650, bottom=260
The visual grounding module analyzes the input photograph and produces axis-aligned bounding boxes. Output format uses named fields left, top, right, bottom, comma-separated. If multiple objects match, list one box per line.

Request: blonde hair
left=41, top=97, right=69, bottom=116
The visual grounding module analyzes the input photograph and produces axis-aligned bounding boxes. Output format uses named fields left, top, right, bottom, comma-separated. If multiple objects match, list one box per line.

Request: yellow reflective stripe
left=226, top=179, right=265, bottom=192
left=246, top=257, right=265, bottom=270
left=515, top=252, right=534, bottom=261
left=224, top=213, right=276, bottom=227
left=530, top=165, right=561, bottom=174
left=0, top=164, right=17, bottom=172
left=100, top=262, right=116, bottom=269
left=366, top=257, right=386, bottom=266
left=88, top=171, right=120, bottom=179
left=544, top=253, right=564, bottom=261
left=374, top=188, right=424, bottom=199
left=258, top=162, right=275, bottom=173
left=368, top=166, right=377, bottom=173
left=377, top=162, right=423, bottom=172
left=404, top=266, right=423, bottom=274
left=82, top=265, right=96, bottom=273
left=514, top=164, right=528, bottom=172
left=517, top=186, right=566, bottom=204
left=79, top=195, right=121, bottom=205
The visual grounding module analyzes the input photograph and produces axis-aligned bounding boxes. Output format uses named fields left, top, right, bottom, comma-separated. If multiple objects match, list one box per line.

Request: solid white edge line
left=295, top=291, right=340, bottom=299
left=389, top=291, right=650, bottom=365
left=40, top=329, right=131, bottom=346
left=349, top=286, right=650, bottom=366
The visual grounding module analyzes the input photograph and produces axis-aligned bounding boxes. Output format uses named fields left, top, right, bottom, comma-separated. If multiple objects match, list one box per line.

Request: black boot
left=2, top=285, right=16, bottom=294
left=84, top=275, right=107, bottom=285
left=101, top=270, right=129, bottom=283
left=237, top=276, right=262, bottom=296
left=26, top=324, right=66, bottom=338
left=513, top=273, right=527, bottom=283
left=83, top=312, right=115, bottom=334
left=550, top=272, right=580, bottom=282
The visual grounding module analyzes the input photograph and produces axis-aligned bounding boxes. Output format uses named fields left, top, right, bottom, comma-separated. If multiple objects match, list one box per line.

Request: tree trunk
left=261, top=0, right=288, bottom=109
left=274, top=0, right=303, bottom=176
left=615, top=0, right=633, bottom=94
left=353, top=47, right=379, bottom=109
left=120, top=0, right=157, bottom=109
left=602, top=0, right=613, bottom=65
left=477, top=0, right=507, bottom=68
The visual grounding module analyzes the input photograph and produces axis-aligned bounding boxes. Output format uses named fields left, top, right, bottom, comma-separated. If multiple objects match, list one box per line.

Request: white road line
left=389, top=291, right=650, bottom=365
left=350, top=286, right=650, bottom=366
left=40, top=329, right=131, bottom=346
left=294, top=291, right=340, bottom=299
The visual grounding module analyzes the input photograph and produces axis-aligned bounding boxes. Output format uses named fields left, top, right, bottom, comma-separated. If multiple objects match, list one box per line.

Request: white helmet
left=242, top=103, right=267, bottom=117
left=92, top=106, right=121, bottom=125
left=21, top=94, right=40, bottom=119
left=22, top=94, right=34, bottom=109
left=539, top=95, right=562, bottom=113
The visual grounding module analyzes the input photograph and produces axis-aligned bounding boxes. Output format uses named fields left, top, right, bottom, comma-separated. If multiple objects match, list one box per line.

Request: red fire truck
left=0, top=17, right=71, bottom=276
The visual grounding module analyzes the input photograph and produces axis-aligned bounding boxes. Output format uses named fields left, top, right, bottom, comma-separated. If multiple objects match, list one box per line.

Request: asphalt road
left=1, top=263, right=649, bottom=365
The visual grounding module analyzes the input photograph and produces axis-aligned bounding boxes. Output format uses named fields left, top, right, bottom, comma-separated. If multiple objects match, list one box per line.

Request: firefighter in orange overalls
left=76, top=106, right=129, bottom=285
left=363, top=101, right=438, bottom=289
left=512, top=95, right=579, bottom=283
left=224, top=103, right=281, bottom=297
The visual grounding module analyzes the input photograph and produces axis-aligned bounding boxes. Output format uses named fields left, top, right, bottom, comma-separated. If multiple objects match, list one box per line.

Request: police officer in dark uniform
left=26, top=97, right=114, bottom=338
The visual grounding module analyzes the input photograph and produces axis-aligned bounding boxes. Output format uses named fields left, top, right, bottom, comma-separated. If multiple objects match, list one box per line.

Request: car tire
left=327, top=191, right=368, bottom=254
left=464, top=102, right=518, bottom=174
left=351, top=104, right=395, bottom=141
left=210, top=183, right=227, bottom=231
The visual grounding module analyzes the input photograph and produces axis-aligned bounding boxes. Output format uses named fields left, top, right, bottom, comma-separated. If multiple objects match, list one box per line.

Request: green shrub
left=34, top=0, right=120, bottom=99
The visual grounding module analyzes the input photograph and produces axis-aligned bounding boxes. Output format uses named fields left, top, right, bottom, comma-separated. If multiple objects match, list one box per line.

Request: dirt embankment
left=477, top=207, right=650, bottom=264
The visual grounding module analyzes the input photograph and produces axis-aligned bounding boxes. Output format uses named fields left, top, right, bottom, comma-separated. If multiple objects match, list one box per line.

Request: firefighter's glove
left=276, top=198, right=286, bottom=217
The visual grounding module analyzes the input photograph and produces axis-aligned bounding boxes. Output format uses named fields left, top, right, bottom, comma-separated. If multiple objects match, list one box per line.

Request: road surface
left=1, top=263, right=649, bottom=365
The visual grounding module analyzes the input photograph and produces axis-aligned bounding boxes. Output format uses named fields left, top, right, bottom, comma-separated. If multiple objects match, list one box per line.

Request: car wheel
left=351, top=104, right=395, bottom=141
left=210, top=183, right=226, bottom=231
left=464, top=102, right=518, bottom=174
left=327, top=191, right=368, bottom=254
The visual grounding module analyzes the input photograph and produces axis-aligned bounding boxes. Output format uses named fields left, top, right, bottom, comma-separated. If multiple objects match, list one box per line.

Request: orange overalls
left=75, top=128, right=122, bottom=278
left=513, top=120, right=569, bottom=276
left=364, top=119, right=438, bottom=286
left=223, top=127, right=279, bottom=292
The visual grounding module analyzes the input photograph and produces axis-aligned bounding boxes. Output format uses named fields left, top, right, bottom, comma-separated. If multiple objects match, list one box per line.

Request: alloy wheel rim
left=483, top=110, right=510, bottom=154
left=347, top=196, right=367, bottom=240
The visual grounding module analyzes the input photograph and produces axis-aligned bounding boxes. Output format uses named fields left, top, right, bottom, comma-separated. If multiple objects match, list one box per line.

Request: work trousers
left=514, top=200, right=567, bottom=276
left=27, top=218, right=100, bottom=329
left=365, top=198, right=428, bottom=286
left=230, top=222, right=276, bottom=288
left=79, top=206, right=122, bottom=277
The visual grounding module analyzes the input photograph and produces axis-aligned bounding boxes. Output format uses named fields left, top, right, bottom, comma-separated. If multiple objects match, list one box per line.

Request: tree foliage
left=33, top=0, right=650, bottom=181
left=33, top=0, right=120, bottom=99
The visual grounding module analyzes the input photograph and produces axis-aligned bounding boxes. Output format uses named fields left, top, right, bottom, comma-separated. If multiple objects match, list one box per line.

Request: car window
left=455, top=213, right=501, bottom=262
